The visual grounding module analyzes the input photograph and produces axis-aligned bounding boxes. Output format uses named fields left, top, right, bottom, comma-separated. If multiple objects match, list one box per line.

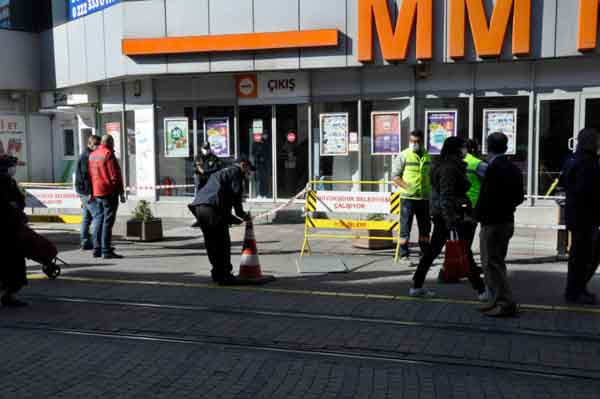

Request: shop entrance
left=581, top=95, right=600, bottom=132
left=276, top=104, right=309, bottom=199
left=535, top=94, right=579, bottom=196
left=239, top=106, right=273, bottom=200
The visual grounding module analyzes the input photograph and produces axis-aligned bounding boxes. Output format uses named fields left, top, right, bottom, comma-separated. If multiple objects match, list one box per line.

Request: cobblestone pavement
left=0, top=221, right=598, bottom=398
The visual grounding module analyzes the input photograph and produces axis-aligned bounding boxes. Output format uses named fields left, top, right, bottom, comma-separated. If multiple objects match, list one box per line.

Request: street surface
left=1, top=219, right=599, bottom=398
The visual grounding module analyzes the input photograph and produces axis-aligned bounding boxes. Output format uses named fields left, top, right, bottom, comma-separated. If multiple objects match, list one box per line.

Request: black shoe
left=191, top=221, right=201, bottom=228
left=93, top=251, right=102, bottom=258
left=1, top=295, right=28, bottom=308
left=485, top=304, right=518, bottom=317
left=216, top=275, right=238, bottom=286
left=81, top=243, right=94, bottom=251
left=566, top=292, right=597, bottom=305
left=103, top=252, right=124, bottom=260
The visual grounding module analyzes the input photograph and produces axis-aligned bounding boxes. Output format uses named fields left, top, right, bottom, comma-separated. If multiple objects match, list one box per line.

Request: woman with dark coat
left=0, top=155, right=28, bottom=307
left=409, top=137, right=487, bottom=298
left=564, top=128, right=600, bottom=304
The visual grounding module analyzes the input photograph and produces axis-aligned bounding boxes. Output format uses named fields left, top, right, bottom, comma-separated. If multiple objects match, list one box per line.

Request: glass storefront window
left=416, top=97, right=470, bottom=154
left=125, top=111, right=137, bottom=193
left=537, top=99, right=574, bottom=195
left=474, top=96, right=530, bottom=191
left=156, top=103, right=195, bottom=197
left=312, top=101, right=359, bottom=192
left=239, top=106, right=272, bottom=200
left=276, top=104, right=309, bottom=199
left=362, top=99, right=411, bottom=191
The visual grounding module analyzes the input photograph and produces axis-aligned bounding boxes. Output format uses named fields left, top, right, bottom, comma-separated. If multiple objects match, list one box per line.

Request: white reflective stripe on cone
left=240, top=254, right=260, bottom=266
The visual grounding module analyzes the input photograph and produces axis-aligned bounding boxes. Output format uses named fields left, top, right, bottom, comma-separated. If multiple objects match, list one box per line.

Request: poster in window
left=482, top=108, right=517, bottom=155
left=105, top=122, right=122, bottom=159
left=203, top=117, right=230, bottom=158
left=0, top=115, right=27, bottom=181
left=372, top=112, right=401, bottom=155
left=164, top=117, right=190, bottom=158
left=425, top=110, right=457, bottom=155
left=320, top=113, right=348, bottom=156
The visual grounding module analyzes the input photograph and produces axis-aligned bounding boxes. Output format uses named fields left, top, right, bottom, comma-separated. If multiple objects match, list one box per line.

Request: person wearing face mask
left=0, top=155, right=28, bottom=307
left=189, top=157, right=254, bottom=285
left=190, top=143, right=225, bottom=228
left=391, top=130, right=432, bottom=261
left=476, top=133, right=524, bottom=317
left=409, top=137, right=486, bottom=298
left=564, top=128, right=600, bottom=305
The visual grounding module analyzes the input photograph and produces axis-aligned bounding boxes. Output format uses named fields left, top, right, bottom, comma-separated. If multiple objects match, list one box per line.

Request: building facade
left=10, top=0, right=600, bottom=213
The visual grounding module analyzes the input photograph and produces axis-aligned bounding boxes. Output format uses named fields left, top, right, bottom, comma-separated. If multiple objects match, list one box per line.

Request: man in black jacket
left=564, top=128, right=600, bottom=305
left=189, top=157, right=253, bottom=284
left=477, top=133, right=525, bottom=317
left=191, top=143, right=225, bottom=228
left=75, top=135, right=100, bottom=250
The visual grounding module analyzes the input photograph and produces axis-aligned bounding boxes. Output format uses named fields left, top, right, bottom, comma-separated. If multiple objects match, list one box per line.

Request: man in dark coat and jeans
left=564, top=128, right=600, bottom=305
left=190, top=157, right=253, bottom=284
left=75, top=135, right=100, bottom=250
left=477, top=133, right=525, bottom=317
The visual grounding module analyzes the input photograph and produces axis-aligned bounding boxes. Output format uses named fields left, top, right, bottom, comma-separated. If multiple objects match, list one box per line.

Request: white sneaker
left=478, top=289, right=491, bottom=302
left=409, top=287, right=436, bottom=298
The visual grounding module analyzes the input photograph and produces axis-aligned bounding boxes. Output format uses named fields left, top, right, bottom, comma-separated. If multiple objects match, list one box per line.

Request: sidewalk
left=29, top=217, right=592, bottom=309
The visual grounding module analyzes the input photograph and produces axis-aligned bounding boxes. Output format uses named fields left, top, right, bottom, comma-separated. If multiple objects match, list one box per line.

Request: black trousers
left=0, top=248, right=27, bottom=294
left=567, top=227, right=599, bottom=298
left=413, top=216, right=485, bottom=293
left=195, top=205, right=234, bottom=281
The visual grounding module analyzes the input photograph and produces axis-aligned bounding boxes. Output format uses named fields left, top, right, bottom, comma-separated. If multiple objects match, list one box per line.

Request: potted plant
left=126, top=200, right=164, bottom=242
left=352, top=213, right=394, bottom=250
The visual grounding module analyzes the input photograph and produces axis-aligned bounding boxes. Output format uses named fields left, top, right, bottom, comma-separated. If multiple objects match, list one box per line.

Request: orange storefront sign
left=579, top=0, right=600, bottom=51
left=448, top=0, right=531, bottom=58
left=358, top=0, right=433, bottom=62
left=121, top=1, right=599, bottom=60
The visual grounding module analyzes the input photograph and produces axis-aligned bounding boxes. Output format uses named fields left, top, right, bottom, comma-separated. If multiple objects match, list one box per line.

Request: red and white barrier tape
left=251, top=186, right=309, bottom=221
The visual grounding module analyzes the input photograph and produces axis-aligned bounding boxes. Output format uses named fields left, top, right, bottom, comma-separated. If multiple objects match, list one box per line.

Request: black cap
left=0, top=155, right=18, bottom=169
left=237, top=155, right=256, bottom=171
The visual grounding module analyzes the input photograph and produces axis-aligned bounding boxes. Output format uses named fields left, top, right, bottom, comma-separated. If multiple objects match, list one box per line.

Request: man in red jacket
left=89, top=135, right=125, bottom=259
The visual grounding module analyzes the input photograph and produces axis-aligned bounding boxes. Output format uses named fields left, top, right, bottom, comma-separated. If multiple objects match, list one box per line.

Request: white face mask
left=409, top=143, right=420, bottom=152
left=7, top=166, right=16, bottom=177
left=461, top=148, right=468, bottom=157
left=201, top=148, right=209, bottom=156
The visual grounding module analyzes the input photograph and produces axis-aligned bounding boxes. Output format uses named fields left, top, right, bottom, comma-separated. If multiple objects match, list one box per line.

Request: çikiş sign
left=236, top=72, right=309, bottom=100
left=70, top=0, right=121, bottom=21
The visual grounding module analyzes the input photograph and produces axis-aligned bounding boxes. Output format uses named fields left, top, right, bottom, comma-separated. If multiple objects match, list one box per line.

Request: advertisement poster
left=0, top=115, right=28, bottom=181
left=204, top=118, right=230, bottom=158
left=372, top=112, right=401, bottom=155
left=164, top=118, right=189, bottom=158
left=135, top=108, right=156, bottom=199
left=425, top=110, right=457, bottom=155
left=70, top=0, right=121, bottom=21
left=320, top=113, right=348, bottom=156
left=105, top=122, right=122, bottom=159
left=483, top=108, right=518, bottom=155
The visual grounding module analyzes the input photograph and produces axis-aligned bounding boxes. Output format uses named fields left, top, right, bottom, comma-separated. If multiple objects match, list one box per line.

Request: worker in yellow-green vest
left=458, top=139, right=490, bottom=297
left=391, top=130, right=432, bottom=260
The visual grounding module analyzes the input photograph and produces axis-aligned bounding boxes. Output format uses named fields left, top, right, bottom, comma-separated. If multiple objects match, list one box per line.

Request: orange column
left=448, top=0, right=531, bottom=59
left=358, top=0, right=432, bottom=62
left=578, top=0, right=600, bottom=51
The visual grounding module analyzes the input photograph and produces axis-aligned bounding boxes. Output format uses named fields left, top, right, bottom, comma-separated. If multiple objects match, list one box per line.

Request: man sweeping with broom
left=189, top=157, right=254, bottom=285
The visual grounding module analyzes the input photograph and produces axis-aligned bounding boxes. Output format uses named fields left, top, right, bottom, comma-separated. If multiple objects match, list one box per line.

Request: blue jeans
left=80, top=195, right=95, bottom=246
left=92, top=194, right=119, bottom=255
left=399, top=199, right=431, bottom=256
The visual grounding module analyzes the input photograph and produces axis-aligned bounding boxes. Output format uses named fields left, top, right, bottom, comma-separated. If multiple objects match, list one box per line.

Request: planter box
left=352, top=230, right=394, bottom=250
left=126, top=219, right=163, bottom=242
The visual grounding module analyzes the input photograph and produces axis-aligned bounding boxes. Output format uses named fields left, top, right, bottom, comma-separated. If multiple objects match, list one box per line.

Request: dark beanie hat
left=440, top=137, right=465, bottom=158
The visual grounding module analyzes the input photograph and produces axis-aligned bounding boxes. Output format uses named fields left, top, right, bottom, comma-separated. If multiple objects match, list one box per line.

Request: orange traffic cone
left=237, top=219, right=275, bottom=284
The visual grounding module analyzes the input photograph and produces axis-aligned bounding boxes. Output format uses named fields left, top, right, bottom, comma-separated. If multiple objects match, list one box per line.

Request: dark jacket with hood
left=190, top=165, right=248, bottom=220
left=75, top=147, right=93, bottom=196
left=565, top=128, right=600, bottom=230
left=194, top=152, right=224, bottom=192
left=430, top=155, right=471, bottom=229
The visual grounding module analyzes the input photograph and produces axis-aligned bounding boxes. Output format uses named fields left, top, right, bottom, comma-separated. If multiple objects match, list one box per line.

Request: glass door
left=581, top=94, right=600, bottom=133
left=239, top=106, right=273, bottom=200
left=535, top=94, right=579, bottom=196
left=275, top=104, right=309, bottom=199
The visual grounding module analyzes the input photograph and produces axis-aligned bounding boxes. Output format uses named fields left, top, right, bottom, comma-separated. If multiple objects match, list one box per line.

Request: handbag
left=440, top=230, right=470, bottom=283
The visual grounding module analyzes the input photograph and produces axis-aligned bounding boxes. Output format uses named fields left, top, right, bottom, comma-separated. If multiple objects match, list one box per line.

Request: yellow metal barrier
left=301, top=180, right=402, bottom=262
